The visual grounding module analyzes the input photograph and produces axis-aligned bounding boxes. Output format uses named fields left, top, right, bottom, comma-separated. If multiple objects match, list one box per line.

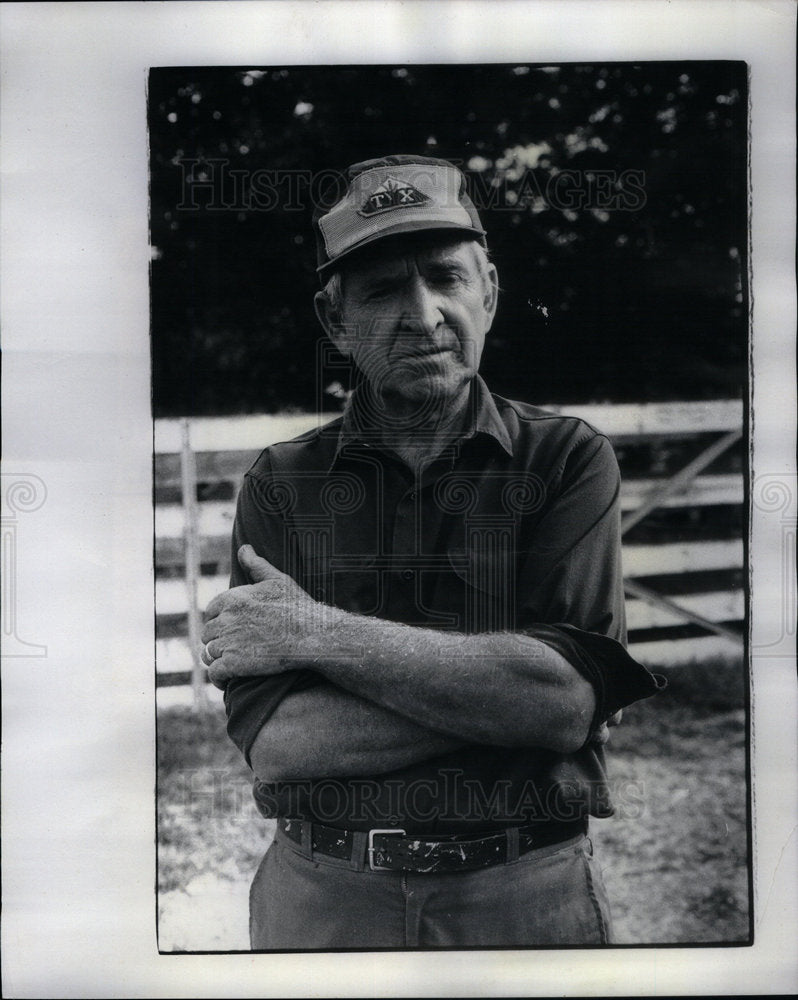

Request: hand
left=590, top=709, right=623, bottom=747
left=200, top=545, right=326, bottom=688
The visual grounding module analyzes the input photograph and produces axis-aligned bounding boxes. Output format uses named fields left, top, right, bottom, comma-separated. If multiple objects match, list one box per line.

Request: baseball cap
left=313, top=154, right=487, bottom=279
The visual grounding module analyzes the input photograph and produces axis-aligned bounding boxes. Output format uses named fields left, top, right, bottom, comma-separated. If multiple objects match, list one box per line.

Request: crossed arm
left=203, top=546, right=600, bottom=781
left=245, top=683, right=465, bottom=781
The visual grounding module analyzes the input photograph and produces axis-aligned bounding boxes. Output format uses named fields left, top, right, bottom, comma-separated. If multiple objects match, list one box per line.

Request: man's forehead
left=345, top=236, right=479, bottom=281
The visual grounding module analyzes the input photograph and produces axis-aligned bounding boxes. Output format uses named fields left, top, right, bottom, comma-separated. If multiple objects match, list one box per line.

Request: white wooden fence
left=155, top=401, right=745, bottom=704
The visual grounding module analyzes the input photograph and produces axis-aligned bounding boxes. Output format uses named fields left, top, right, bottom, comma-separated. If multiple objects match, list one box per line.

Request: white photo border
left=1, top=1, right=795, bottom=996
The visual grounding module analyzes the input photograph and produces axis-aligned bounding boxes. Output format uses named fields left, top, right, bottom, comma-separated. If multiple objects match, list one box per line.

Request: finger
left=207, top=658, right=229, bottom=690
left=607, top=709, right=623, bottom=728
left=591, top=722, right=611, bottom=745
left=238, top=545, right=284, bottom=584
left=201, top=618, right=221, bottom=644
left=204, top=590, right=232, bottom=620
left=200, top=639, right=219, bottom=667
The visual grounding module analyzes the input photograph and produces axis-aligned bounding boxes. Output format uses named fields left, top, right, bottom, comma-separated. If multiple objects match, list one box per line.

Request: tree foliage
left=149, top=63, right=748, bottom=416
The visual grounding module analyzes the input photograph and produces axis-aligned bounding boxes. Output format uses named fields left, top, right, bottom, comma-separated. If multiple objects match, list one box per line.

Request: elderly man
left=202, top=154, right=663, bottom=949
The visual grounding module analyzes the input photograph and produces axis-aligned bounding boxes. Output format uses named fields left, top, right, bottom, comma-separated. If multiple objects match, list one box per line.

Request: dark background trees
left=148, top=62, right=747, bottom=417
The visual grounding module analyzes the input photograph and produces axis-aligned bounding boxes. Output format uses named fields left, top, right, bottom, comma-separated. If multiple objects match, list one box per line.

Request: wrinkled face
left=317, top=237, right=498, bottom=412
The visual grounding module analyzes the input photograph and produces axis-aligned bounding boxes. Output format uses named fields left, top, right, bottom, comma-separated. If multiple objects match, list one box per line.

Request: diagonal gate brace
left=621, top=428, right=743, bottom=536
left=622, top=427, right=744, bottom=641
left=623, top=577, right=744, bottom=645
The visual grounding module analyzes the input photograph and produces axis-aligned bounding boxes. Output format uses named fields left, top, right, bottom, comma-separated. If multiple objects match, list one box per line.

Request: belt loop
left=349, top=830, right=368, bottom=872
left=505, top=825, right=520, bottom=863
left=299, top=820, right=313, bottom=860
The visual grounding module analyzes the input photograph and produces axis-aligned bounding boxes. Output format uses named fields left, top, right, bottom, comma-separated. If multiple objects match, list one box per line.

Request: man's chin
left=382, top=371, right=472, bottom=408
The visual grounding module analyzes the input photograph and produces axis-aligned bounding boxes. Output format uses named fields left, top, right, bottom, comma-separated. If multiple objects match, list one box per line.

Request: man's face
left=318, top=237, right=498, bottom=411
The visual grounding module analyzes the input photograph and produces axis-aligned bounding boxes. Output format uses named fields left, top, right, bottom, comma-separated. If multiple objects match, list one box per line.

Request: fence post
left=180, top=419, right=207, bottom=710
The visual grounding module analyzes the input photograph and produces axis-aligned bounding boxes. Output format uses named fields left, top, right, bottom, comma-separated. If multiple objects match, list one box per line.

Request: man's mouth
left=396, top=347, right=455, bottom=361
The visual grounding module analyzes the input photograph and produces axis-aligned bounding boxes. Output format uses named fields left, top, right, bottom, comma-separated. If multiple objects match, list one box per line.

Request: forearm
left=249, top=680, right=464, bottom=782
left=205, top=550, right=596, bottom=753
left=306, top=609, right=596, bottom=753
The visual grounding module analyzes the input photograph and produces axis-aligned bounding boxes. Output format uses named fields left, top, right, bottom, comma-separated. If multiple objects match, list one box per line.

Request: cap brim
left=317, top=219, right=487, bottom=275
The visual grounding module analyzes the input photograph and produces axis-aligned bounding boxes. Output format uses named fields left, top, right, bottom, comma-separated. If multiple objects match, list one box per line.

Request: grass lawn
left=157, top=658, right=750, bottom=951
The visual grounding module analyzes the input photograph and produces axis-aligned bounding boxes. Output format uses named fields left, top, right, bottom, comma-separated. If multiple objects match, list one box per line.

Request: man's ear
left=314, top=290, right=352, bottom=357
left=483, top=263, right=499, bottom=328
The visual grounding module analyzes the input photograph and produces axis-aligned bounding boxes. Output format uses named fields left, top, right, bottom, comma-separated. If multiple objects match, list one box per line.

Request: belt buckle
left=367, top=828, right=406, bottom=872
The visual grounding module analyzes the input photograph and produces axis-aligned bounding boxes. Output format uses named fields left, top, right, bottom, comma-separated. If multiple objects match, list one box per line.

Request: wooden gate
left=155, top=401, right=744, bottom=706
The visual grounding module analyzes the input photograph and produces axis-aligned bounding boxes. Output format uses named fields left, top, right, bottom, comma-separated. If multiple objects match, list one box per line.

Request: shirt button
left=409, top=491, right=417, bottom=501
left=401, top=570, right=413, bottom=581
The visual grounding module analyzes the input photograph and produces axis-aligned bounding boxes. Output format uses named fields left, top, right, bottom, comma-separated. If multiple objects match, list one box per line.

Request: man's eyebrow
left=425, top=256, right=469, bottom=272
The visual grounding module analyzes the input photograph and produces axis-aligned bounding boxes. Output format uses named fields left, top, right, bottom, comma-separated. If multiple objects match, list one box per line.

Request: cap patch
left=358, top=175, right=431, bottom=216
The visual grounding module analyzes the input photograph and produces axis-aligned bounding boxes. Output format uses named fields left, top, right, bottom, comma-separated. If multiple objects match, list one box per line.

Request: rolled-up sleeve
left=516, top=430, right=665, bottom=729
left=519, top=622, right=666, bottom=735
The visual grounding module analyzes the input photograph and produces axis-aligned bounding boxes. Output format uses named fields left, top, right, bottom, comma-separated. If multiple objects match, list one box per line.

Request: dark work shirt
left=224, top=377, right=664, bottom=833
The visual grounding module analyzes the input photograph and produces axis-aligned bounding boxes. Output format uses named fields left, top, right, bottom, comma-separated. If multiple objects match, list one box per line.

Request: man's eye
left=433, top=271, right=463, bottom=286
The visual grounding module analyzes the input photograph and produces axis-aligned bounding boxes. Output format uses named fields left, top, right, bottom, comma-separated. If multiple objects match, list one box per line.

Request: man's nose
left=398, top=277, right=443, bottom=335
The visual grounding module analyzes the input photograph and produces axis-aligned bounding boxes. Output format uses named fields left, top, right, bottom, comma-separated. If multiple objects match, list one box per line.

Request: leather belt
left=277, top=817, right=587, bottom=873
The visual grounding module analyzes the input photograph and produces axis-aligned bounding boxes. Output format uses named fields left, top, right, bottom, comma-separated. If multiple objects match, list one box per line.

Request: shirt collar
left=331, top=374, right=513, bottom=467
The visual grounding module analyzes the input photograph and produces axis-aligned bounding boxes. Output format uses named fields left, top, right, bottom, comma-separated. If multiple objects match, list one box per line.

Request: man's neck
left=374, top=381, right=473, bottom=473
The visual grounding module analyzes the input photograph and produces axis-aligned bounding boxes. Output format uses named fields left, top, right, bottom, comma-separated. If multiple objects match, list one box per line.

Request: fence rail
left=154, top=402, right=745, bottom=702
